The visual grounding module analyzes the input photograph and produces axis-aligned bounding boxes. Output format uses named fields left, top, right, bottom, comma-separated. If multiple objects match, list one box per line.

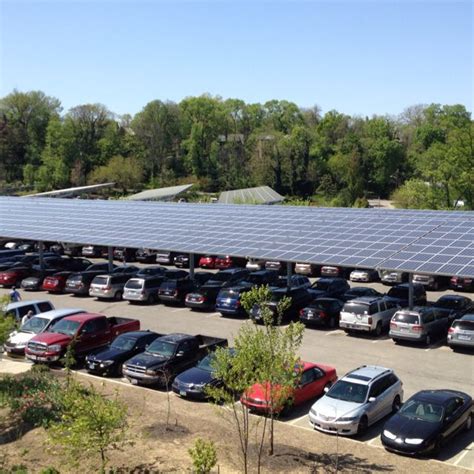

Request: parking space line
left=453, top=442, right=474, bottom=467
left=367, top=437, right=379, bottom=446
left=371, top=340, right=379, bottom=343
left=205, top=312, right=221, bottom=318
left=288, top=414, right=308, bottom=425
left=171, top=308, right=189, bottom=313
left=325, top=330, right=343, bottom=336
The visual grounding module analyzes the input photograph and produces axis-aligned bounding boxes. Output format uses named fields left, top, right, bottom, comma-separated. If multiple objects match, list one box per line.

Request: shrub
left=188, top=438, right=217, bottom=474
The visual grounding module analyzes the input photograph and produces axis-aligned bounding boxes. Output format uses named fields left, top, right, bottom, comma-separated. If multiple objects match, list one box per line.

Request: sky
left=0, top=0, right=472, bottom=117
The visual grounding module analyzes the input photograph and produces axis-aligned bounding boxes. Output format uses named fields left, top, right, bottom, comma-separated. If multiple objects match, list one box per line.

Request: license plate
left=130, top=379, right=138, bottom=385
left=29, top=354, right=38, bottom=360
left=180, top=390, right=187, bottom=397
left=458, top=335, right=471, bottom=341
left=88, top=362, right=95, bottom=369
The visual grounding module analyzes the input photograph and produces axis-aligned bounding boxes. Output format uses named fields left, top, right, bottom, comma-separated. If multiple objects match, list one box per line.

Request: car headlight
left=100, top=360, right=114, bottom=367
left=48, top=344, right=62, bottom=352
left=383, top=430, right=397, bottom=440
left=404, top=438, right=424, bottom=445
left=145, top=368, right=158, bottom=375
left=338, top=416, right=357, bottom=422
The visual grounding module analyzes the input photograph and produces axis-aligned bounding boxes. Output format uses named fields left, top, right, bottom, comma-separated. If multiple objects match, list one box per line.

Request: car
left=239, top=270, right=280, bottom=287
left=214, top=255, right=247, bottom=270
left=320, top=266, right=348, bottom=278
left=380, top=270, right=408, bottom=286
left=246, top=258, right=267, bottom=272
left=342, top=287, right=383, bottom=302
left=0, top=252, right=57, bottom=271
left=389, top=307, right=449, bottom=345
left=294, top=263, right=320, bottom=277
left=42, top=271, right=76, bottom=293
left=21, top=269, right=61, bottom=291
left=265, top=261, right=286, bottom=274
left=113, top=247, right=137, bottom=262
left=112, top=265, right=140, bottom=275
left=381, top=390, right=473, bottom=456
left=384, top=283, right=427, bottom=307
left=447, top=314, right=474, bottom=350
left=339, top=297, right=399, bottom=336
left=4, top=300, right=55, bottom=323
left=276, top=275, right=311, bottom=289
left=89, top=273, right=134, bottom=300
left=249, top=286, right=313, bottom=325
left=172, top=349, right=235, bottom=400
left=86, top=330, right=162, bottom=376
left=299, top=298, right=344, bottom=328
left=85, top=262, right=117, bottom=272
left=135, top=248, right=159, bottom=263
left=135, top=266, right=167, bottom=277
left=156, top=251, right=178, bottom=265
left=0, top=266, right=34, bottom=287
left=309, top=365, right=403, bottom=436
left=199, top=255, right=217, bottom=269
left=307, top=278, right=350, bottom=300
left=215, top=285, right=253, bottom=317
left=65, top=270, right=112, bottom=296
left=82, top=245, right=108, bottom=258
left=431, top=295, right=473, bottom=322
left=413, top=274, right=450, bottom=291
left=349, top=268, right=379, bottom=283
left=450, top=276, right=474, bottom=292
left=159, top=272, right=212, bottom=305
left=174, top=254, right=201, bottom=268
left=124, top=275, right=166, bottom=304
left=241, top=362, right=338, bottom=415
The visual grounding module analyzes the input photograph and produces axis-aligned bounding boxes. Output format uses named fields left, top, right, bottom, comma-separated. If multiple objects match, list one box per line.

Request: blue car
left=215, top=285, right=252, bottom=317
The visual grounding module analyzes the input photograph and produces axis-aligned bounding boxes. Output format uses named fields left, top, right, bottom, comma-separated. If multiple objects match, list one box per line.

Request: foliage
left=188, top=438, right=218, bottom=474
left=88, top=155, right=143, bottom=192
left=47, top=382, right=128, bottom=473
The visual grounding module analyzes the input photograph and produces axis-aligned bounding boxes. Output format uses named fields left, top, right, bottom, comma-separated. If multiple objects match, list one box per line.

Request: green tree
left=188, top=438, right=218, bottom=474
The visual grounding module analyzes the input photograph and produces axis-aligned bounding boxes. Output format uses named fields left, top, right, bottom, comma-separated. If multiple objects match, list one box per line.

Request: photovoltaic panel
left=126, top=184, right=193, bottom=201
left=218, top=186, right=285, bottom=204
left=0, top=197, right=473, bottom=277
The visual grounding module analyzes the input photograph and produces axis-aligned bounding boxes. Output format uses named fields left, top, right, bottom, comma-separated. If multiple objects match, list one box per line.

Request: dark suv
left=385, top=283, right=427, bottom=307
left=308, top=278, right=350, bottom=300
left=239, top=270, right=279, bottom=287
left=249, top=286, right=313, bottom=324
left=158, top=272, right=212, bottom=305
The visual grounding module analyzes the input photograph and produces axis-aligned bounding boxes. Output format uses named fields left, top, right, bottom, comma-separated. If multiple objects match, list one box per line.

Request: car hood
left=312, top=397, right=364, bottom=419
left=308, top=289, right=327, bottom=298
left=384, top=414, right=441, bottom=440
left=125, top=352, right=170, bottom=368
left=87, top=346, right=130, bottom=362
left=8, top=331, right=34, bottom=345
left=30, top=332, right=72, bottom=346
left=245, top=382, right=292, bottom=402
left=175, top=367, right=214, bottom=385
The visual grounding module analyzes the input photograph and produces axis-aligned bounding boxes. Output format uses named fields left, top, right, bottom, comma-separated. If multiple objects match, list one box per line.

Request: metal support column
left=408, top=273, right=414, bottom=310
left=38, top=241, right=45, bottom=270
left=108, top=246, right=114, bottom=273
left=286, top=261, right=292, bottom=289
left=189, top=253, right=195, bottom=280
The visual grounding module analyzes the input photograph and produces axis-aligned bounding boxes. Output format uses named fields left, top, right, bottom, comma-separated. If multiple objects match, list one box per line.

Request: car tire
left=425, top=334, right=432, bottom=346
left=328, top=317, right=337, bottom=329
left=432, top=436, right=443, bottom=456
left=147, top=294, right=156, bottom=304
left=374, top=322, right=383, bottom=337
left=115, top=291, right=123, bottom=301
left=357, top=416, right=368, bottom=436
left=392, top=395, right=401, bottom=413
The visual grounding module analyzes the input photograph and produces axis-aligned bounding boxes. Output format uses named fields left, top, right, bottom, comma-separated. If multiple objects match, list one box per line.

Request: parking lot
left=1, top=264, right=473, bottom=471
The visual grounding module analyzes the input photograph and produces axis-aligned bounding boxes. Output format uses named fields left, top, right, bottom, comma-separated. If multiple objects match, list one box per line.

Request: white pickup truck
left=339, top=297, right=399, bottom=336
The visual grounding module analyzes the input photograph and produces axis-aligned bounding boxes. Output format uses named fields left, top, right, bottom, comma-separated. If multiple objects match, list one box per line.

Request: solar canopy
left=24, top=183, right=115, bottom=198
left=0, top=197, right=473, bottom=277
left=126, top=184, right=193, bottom=201
left=218, top=186, right=284, bottom=204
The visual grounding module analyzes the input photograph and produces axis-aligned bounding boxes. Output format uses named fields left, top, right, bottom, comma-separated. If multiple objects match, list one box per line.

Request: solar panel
left=218, top=186, right=285, bottom=204
left=0, top=197, right=473, bottom=277
left=24, top=183, right=115, bottom=198
left=126, top=184, right=193, bottom=201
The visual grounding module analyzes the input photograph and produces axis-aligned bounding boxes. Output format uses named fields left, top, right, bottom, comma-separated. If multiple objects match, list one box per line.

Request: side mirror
left=323, top=386, right=330, bottom=393
left=368, top=397, right=376, bottom=403
left=176, top=351, right=184, bottom=357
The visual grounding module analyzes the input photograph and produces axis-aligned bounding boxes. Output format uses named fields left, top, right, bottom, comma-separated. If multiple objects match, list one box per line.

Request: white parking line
left=325, top=330, right=344, bottom=336
left=288, top=413, right=308, bottom=425
left=453, top=442, right=474, bottom=466
left=371, top=340, right=379, bottom=344
left=171, top=308, right=189, bottom=313
left=205, top=312, right=221, bottom=319
left=367, top=437, right=379, bottom=446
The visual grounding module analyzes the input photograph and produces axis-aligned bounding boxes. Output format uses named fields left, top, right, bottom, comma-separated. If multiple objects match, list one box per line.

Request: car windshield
left=399, top=399, right=444, bottom=423
left=21, top=317, right=49, bottom=334
left=146, top=340, right=176, bottom=356
left=197, top=354, right=215, bottom=372
left=453, top=320, right=474, bottom=331
left=218, top=290, right=234, bottom=299
left=111, top=336, right=136, bottom=351
left=387, top=287, right=407, bottom=298
left=311, top=301, right=331, bottom=310
left=313, top=280, right=330, bottom=290
left=126, top=279, right=143, bottom=290
left=209, top=273, right=231, bottom=282
left=50, top=319, right=81, bottom=336
left=326, top=380, right=368, bottom=403
left=244, top=274, right=266, bottom=285
left=93, top=276, right=108, bottom=286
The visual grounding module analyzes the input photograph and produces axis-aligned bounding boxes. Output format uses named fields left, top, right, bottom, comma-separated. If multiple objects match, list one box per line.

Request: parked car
left=389, top=307, right=449, bottom=345
left=158, top=272, right=211, bottom=305
left=85, top=330, right=162, bottom=376
left=350, top=268, right=379, bottom=283
left=65, top=270, right=114, bottom=296
left=112, top=265, right=140, bottom=275
left=0, top=252, right=57, bottom=270
left=246, top=258, right=266, bottom=272
left=342, top=287, right=383, bottom=302
left=381, top=390, right=473, bottom=456
left=295, top=263, right=320, bottom=277
left=380, top=270, right=408, bottom=286
left=185, top=268, right=249, bottom=310
left=215, top=255, right=247, bottom=270
left=172, top=349, right=235, bottom=399
left=249, top=286, right=313, bottom=325
left=0, top=266, right=34, bottom=287
left=86, top=262, right=117, bottom=272
left=447, top=314, right=474, bottom=351
left=339, top=297, right=399, bottom=336
left=89, top=273, right=134, bottom=300
left=199, top=255, right=217, bottom=269
left=239, top=270, right=280, bottom=287
left=413, top=274, right=450, bottom=291
left=265, top=261, right=286, bottom=274
left=113, top=247, right=137, bottom=262
left=21, top=269, right=59, bottom=291
left=4, top=300, right=54, bottom=323
left=4, top=308, right=85, bottom=356
left=384, top=283, right=427, bottom=307
left=63, top=244, right=82, bottom=257
left=321, top=266, right=347, bottom=278
left=135, top=248, right=159, bottom=263
left=215, top=285, right=253, bottom=317
left=174, top=254, right=201, bottom=268
left=156, top=251, right=178, bottom=265
left=241, top=362, right=338, bottom=415
left=307, top=278, right=350, bottom=300
left=25, top=313, right=140, bottom=363
left=431, top=295, right=473, bottom=322
left=124, top=275, right=166, bottom=304
left=122, top=333, right=227, bottom=386
left=135, top=266, right=167, bottom=277
left=299, top=298, right=344, bottom=328
left=82, top=245, right=107, bottom=258
left=276, top=275, right=311, bottom=289
left=450, top=276, right=474, bottom=292
left=309, top=365, right=403, bottom=436
left=42, top=271, right=76, bottom=293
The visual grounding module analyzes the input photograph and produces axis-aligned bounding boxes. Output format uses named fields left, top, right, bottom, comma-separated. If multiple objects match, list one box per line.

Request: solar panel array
left=24, top=183, right=115, bottom=198
left=218, top=186, right=284, bottom=204
left=0, top=196, right=473, bottom=277
left=126, top=184, right=193, bottom=201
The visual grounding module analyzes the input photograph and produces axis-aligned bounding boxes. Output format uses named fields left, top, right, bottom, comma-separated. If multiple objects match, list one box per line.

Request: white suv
left=309, top=365, right=403, bottom=436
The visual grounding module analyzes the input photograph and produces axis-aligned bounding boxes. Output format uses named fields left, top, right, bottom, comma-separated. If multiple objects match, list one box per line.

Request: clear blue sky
left=1, top=0, right=472, bottom=117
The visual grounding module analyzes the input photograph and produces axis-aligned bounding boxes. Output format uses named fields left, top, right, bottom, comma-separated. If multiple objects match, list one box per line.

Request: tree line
left=0, top=89, right=472, bottom=209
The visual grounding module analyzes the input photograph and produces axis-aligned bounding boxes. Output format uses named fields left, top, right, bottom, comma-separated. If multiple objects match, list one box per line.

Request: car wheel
left=115, top=291, right=123, bottom=301
left=328, top=317, right=337, bottom=329
left=465, top=414, right=472, bottom=431
left=432, top=436, right=443, bottom=456
left=148, top=294, right=156, bottom=304
left=392, top=338, right=400, bottom=344
left=374, top=322, right=383, bottom=337
left=392, top=395, right=401, bottom=413
left=357, top=416, right=368, bottom=436
left=425, top=334, right=432, bottom=346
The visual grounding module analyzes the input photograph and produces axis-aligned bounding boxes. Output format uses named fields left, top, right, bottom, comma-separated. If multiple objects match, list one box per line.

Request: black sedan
left=299, top=298, right=344, bottom=328
left=85, top=330, right=162, bottom=376
left=342, top=287, right=383, bottom=302
left=431, top=295, right=473, bottom=323
left=381, top=389, right=473, bottom=456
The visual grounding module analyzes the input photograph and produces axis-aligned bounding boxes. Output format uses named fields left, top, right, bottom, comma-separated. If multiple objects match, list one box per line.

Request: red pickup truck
left=25, top=313, right=140, bottom=363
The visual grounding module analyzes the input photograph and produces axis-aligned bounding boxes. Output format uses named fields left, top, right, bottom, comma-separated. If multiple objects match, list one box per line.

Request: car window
left=435, top=312, right=448, bottom=321
left=38, top=302, right=53, bottom=312
left=422, top=312, right=434, bottom=324
left=368, top=379, right=385, bottom=398
left=299, top=369, right=315, bottom=385
left=18, top=305, right=36, bottom=318
left=94, top=318, right=108, bottom=332
left=445, top=399, right=459, bottom=418
left=313, top=367, right=325, bottom=379
left=369, top=303, right=379, bottom=314
left=82, top=321, right=95, bottom=334
left=179, top=340, right=195, bottom=354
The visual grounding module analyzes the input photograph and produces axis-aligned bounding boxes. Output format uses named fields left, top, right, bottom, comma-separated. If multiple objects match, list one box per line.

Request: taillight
left=236, top=300, right=241, bottom=307
left=299, top=309, right=305, bottom=316
left=367, top=316, right=373, bottom=325
left=390, top=322, right=397, bottom=329
left=412, top=325, right=422, bottom=332
left=450, top=277, right=457, bottom=283
left=448, top=327, right=455, bottom=334
left=466, top=279, right=472, bottom=283
left=197, top=296, right=205, bottom=302
left=320, top=311, right=327, bottom=319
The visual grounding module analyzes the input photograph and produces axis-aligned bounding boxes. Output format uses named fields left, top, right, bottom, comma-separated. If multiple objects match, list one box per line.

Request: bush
left=188, top=438, right=217, bottom=474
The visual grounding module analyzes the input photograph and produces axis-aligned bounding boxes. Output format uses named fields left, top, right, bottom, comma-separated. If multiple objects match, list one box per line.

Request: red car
left=199, top=255, right=217, bottom=269
left=214, top=255, right=247, bottom=270
left=0, top=266, right=31, bottom=287
left=241, top=361, right=337, bottom=415
left=42, top=271, right=74, bottom=293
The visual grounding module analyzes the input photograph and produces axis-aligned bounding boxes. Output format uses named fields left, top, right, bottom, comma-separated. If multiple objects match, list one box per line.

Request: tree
left=0, top=296, right=17, bottom=348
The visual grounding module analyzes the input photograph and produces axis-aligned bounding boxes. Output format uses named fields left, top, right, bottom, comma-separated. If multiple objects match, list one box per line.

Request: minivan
left=123, top=276, right=165, bottom=304
left=4, top=300, right=55, bottom=322
left=389, top=307, right=449, bottom=345
left=89, top=274, right=132, bottom=300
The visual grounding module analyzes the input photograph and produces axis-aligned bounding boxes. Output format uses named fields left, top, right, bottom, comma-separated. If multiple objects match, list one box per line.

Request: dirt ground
left=0, top=370, right=468, bottom=473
